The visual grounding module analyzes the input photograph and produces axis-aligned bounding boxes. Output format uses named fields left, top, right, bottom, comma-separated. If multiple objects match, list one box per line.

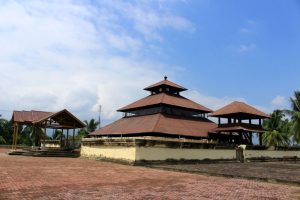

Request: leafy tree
left=77, top=119, right=99, bottom=138
left=263, top=110, right=291, bottom=146
left=289, top=91, right=300, bottom=143
left=52, top=130, right=64, bottom=140
left=0, top=118, right=13, bottom=144
left=84, top=119, right=99, bottom=133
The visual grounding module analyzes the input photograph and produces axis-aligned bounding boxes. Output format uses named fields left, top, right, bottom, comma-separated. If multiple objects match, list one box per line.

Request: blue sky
left=0, top=0, right=299, bottom=125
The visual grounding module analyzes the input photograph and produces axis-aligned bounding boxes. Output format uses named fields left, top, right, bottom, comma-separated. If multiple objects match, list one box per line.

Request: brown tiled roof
left=12, top=109, right=85, bottom=128
left=212, top=124, right=265, bottom=133
left=12, top=110, right=54, bottom=124
left=210, top=101, right=270, bottom=118
left=118, top=93, right=212, bottom=112
left=144, top=79, right=187, bottom=91
left=90, top=113, right=217, bottom=137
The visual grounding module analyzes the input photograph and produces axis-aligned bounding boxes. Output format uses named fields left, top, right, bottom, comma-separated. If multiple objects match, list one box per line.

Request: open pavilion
left=209, top=101, right=270, bottom=145
left=11, top=109, right=85, bottom=150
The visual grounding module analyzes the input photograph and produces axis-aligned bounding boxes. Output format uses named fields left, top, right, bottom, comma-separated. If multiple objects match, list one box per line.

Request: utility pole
left=98, top=105, right=101, bottom=129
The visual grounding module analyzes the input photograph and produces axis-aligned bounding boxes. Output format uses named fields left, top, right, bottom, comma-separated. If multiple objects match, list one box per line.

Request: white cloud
left=271, top=95, right=288, bottom=109
left=239, top=28, right=250, bottom=33
left=0, top=1, right=194, bottom=123
left=185, top=90, right=246, bottom=111
left=238, top=43, right=256, bottom=53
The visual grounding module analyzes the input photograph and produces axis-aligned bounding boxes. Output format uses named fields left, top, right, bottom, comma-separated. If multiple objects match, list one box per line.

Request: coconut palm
left=84, top=119, right=99, bottom=133
left=263, top=110, right=290, bottom=146
left=290, top=91, right=300, bottom=143
left=77, top=119, right=99, bottom=138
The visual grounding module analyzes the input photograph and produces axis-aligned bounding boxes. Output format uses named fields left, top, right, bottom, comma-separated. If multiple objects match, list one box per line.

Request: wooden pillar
left=73, top=128, right=75, bottom=148
left=218, top=117, right=221, bottom=125
left=61, top=128, right=63, bottom=148
left=249, top=132, right=253, bottom=144
left=249, top=119, right=252, bottom=124
left=259, top=133, right=262, bottom=146
left=66, top=129, right=69, bottom=148
left=228, top=118, right=232, bottom=124
left=33, top=126, right=36, bottom=147
left=38, top=127, right=42, bottom=147
left=259, top=119, right=262, bottom=126
left=12, top=124, right=16, bottom=150
left=14, top=124, right=19, bottom=150
left=43, top=126, right=46, bottom=148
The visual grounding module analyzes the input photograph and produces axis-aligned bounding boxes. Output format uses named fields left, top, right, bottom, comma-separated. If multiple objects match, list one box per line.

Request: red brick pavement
left=0, top=149, right=300, bottom=200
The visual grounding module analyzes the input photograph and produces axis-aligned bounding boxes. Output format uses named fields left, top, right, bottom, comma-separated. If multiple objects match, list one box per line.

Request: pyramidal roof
left=118, top=77, right=212, bottom=113
left=90, top=113, right=217, bottom=138
left=210, top=101, right=270, bottom=118
left=118, top=93, right=212, bottom=112
left=144, top=76, right=187, bottom=92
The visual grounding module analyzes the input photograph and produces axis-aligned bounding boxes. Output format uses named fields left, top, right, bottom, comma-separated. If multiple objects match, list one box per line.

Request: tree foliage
left=289, top=91, right=300, bottom=143
left=77, top=119, right=99, bottom=138
left=263, top=110, right=291, bottom=146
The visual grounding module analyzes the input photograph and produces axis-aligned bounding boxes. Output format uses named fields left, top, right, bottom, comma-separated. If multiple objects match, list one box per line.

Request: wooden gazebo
left=11, top=109, right=85, bottom=150
left=209, top=101, right=270, bottom=145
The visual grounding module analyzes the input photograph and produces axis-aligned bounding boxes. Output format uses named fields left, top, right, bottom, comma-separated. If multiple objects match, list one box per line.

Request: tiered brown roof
left=210, top=101, right=270, bottom=118
left=118, top=93, right=212, bottom=112
left=90, top=113, right=217, bottom=137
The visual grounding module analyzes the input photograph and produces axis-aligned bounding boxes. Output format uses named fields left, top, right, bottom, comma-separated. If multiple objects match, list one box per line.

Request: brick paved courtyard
left=1, top=148, right=300, bottom=200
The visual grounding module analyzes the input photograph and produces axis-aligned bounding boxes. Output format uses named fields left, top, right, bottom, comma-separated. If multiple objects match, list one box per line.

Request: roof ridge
left=152, top=113, right=162, bottom=132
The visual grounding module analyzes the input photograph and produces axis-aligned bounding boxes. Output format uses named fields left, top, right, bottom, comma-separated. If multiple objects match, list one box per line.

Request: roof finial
left=164, top=75, right=167, bottom=80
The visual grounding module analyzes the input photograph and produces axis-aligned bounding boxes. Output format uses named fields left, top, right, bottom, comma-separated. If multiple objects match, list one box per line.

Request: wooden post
left=61, top=128, right=63, bottom=148
left=249, top=119, right=252, bottom=124
left=38, top=127, right=41, bottom=147
left=66, top=129, right=69, bottom=148
left=218, top=117, right=221, bottom=125
left=259, top=119, right=262, bottom=126
left=14, top=124, right=19, bottom=150
left=73, top=128, right=75, bottom=148
left=33, top=126, right=36, bottom=147
left=249, top=132, right=253, bottom=144
left=12, top=124, right=16, bottom=150
left=259, top=133, right=262, bottom=146
left=43, top=125, right=46, bottom=148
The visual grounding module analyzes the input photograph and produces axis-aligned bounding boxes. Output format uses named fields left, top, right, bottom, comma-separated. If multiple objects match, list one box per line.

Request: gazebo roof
left=144, top=77, right=187, bottom=92
left=118, top=93, right=212, bottom=113
left=210, top=101, right=270, bottom=119
left=12, top=109, right=85, bottom=129
left=90, top=113, right=217, bottom=138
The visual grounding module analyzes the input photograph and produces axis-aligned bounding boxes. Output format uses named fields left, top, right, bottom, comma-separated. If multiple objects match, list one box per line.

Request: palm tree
left=77, top=119, right=99, bottom=138
left=290, top=91, right=300, bottom=143
left=84, top=119, right=99, bottom=133
left=263, top=110, right=290, bottom=146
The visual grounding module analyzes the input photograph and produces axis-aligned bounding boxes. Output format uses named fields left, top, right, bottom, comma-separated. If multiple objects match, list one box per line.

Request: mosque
left=90, top=77, right=269, bottom=146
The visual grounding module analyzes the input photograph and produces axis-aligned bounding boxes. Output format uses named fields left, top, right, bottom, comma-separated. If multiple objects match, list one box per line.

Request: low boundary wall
left=81, top=137, right=300, bottom=164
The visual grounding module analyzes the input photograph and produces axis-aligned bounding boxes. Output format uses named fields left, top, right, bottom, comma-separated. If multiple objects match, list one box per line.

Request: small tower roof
left=144, top=76, right=187, bottom=92
left=210, top=101, right=270, bottom=119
